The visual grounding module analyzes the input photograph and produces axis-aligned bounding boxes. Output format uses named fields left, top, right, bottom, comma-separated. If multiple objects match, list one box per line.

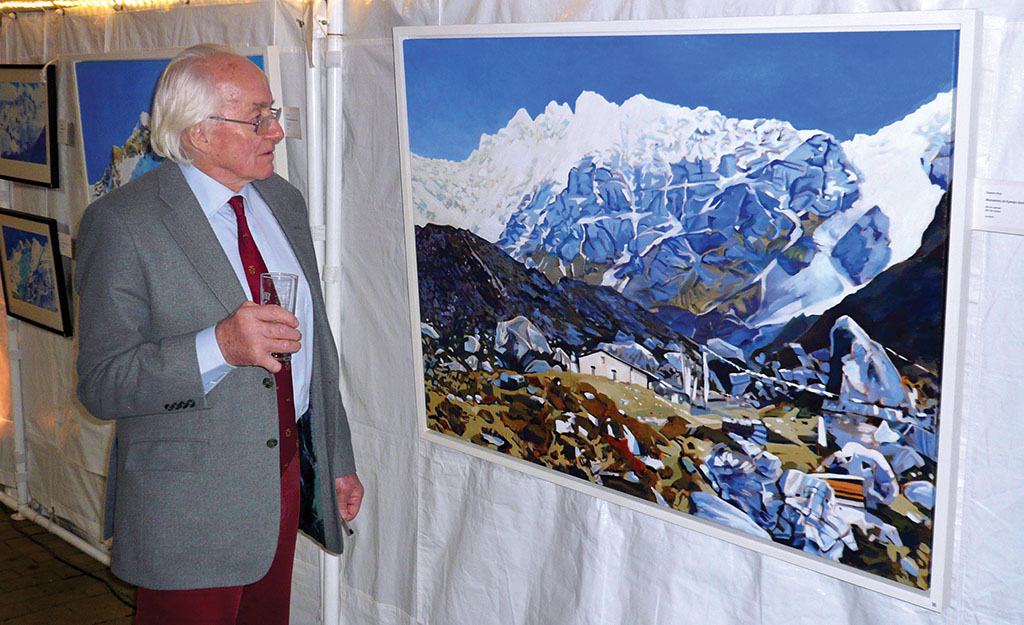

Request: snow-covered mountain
left=7, top=236, right=57, bottom=312
left=89, top=111, right=164, bottom=202
left=412, top=91, right=817, bottom=240
left=841, top=93, right=951, bottom=263
left=0, top=83, right=47, bottom=163
left=410, top=90, right=953, bottom=352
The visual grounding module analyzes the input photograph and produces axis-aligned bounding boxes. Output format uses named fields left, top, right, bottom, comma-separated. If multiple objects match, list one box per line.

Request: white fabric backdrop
left=3, top=1, right=1024, bottom=624
left=337, top=2, right=1024, bottom=625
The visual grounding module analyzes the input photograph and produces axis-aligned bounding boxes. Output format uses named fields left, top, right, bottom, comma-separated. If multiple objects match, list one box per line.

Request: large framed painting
left=0, top=208, right=71, bottom=336
left=0, top=64, right=59, bottom=188
left=72, top=47, right=284, bottom=204
left=396, top=11, right=977, bottom=608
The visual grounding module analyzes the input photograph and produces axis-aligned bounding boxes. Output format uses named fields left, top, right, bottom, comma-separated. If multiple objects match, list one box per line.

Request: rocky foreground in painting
left=412, top=92, right=953, bottom=589
left=417, top=222, right=938, bottom=589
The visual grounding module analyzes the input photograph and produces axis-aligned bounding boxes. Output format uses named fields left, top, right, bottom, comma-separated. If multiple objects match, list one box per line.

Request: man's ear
left=184, top=122, right=210, bottom=156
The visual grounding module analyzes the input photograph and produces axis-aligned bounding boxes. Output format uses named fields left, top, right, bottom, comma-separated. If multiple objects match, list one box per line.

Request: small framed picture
left=0, top=64, right=59, bottom=188
left=0, top=208, right=71, bottom=336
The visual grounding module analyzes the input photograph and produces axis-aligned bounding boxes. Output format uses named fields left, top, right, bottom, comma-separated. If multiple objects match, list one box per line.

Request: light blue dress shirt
left=183, top=163, right=313, bottom=421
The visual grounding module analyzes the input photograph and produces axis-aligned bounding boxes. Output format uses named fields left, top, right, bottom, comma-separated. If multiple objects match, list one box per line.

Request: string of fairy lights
left=0, top=0, right=190, bottom=14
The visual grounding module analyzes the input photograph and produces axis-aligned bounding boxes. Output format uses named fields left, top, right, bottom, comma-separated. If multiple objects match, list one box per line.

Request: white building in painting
left=578, top=349, right=654, bottom=389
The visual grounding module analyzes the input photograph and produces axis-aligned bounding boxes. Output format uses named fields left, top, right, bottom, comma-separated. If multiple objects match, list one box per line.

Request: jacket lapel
left=156, top=162, right=248, bottom=314
left=254, top=176, right=322, bottom=301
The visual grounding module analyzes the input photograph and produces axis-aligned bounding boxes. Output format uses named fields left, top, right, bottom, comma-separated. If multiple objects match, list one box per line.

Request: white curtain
left=338, top=2, right=1024, bottom=625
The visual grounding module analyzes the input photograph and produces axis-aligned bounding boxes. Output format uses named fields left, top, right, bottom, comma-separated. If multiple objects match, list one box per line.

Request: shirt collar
left=178, top=162, right=254, bottom=219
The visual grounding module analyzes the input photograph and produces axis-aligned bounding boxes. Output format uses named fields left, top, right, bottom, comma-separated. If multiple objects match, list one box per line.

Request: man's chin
left=257, top=155, right=276, bottom=179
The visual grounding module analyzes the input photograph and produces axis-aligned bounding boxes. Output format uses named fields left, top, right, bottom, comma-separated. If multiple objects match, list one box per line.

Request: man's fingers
left=257, top=355, right=283, bottom=373
left=233, top=302, right=298, bottom=327
left=264, top=322, right=301, bottom=342
left=335, top=474, right=364, bottom=522
left=216, top=302, right=302, bottom=369
left=251, top=303, right=299, bottom=327
left=261, top=321, right=301, bottom=354
left=267, top=338, right=301, bottom=355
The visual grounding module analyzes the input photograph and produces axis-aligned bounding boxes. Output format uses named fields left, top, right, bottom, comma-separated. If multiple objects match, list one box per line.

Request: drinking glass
left=260, top=272, right=299, bottom=362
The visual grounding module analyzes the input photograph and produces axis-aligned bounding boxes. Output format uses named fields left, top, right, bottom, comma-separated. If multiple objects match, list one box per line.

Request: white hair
left=149, top=44, right=240, bottom=164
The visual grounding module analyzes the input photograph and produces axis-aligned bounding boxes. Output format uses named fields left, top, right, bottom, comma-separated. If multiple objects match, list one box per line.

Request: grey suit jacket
left=75, top=161, right=356, bottom=590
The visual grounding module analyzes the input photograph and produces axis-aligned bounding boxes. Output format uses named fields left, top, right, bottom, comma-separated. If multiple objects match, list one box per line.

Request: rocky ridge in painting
left=413, top=92, right=952, bottom=589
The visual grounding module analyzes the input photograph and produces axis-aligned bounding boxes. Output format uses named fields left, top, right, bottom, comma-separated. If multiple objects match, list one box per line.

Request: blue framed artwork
left=0, top=208, right=71, bottom=336
left=73, top=50, right=275, bottom=203
left=0, top=64, right=58, bottom=188
left=396, top=11, right=978, bottom=609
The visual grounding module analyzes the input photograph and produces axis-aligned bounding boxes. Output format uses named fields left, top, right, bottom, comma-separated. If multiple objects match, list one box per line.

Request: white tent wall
left=339, top=2, right=1024, bottom=625
left=3, top=1, right=1024, bottom=625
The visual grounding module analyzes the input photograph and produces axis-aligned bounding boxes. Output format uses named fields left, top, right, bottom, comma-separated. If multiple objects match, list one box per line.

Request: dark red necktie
left=229, top=195, right=297, bottom=474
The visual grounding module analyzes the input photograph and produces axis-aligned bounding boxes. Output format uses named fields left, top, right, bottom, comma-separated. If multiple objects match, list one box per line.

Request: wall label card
left=973, top=179, right=1024, bottom=236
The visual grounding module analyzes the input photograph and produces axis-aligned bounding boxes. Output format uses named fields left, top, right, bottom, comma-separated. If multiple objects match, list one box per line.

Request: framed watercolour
left=71, top=47, right=283, bottom=204
left=395, top=10, right=978, bottom=609
left=0, top=64, right=59, bottom=187
left=0, top=209, right=71, bottom=337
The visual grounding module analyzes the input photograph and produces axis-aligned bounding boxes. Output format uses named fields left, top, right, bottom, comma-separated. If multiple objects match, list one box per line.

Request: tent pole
left=306, top=33, right=326, bottom=269
left=0, top=490, right=110, bottom=565
left=8, top=319, right=27, bottom=518
left=322, top=0, right=344, bottom=621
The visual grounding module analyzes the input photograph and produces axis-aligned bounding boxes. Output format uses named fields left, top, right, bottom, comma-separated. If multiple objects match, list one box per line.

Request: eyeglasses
left=208, top=107, right=282, bottom=136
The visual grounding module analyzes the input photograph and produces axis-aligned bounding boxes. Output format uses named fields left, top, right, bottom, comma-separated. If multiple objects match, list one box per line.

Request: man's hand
left=335, top=473, right=364, bottom=522
left=215, top=301, right=301, bottom=373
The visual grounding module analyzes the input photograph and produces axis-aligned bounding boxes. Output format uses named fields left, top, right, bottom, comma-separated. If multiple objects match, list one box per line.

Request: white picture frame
left=395, top=10, right=979, bottom=610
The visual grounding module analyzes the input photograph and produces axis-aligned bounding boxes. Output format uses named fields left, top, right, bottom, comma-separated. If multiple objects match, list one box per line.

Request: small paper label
left=58, top=232, right=73, bottom=257
left=310, top=224, right=326, bottom=241
left=57, top=119, right=74, bottom=146
left=974, top=179, right=1024, bottom=236
left=282, top=106, right=302, bottom=139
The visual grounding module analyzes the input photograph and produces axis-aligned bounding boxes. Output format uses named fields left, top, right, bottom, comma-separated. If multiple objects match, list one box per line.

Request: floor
left=0, top=510, right=136, bottom=624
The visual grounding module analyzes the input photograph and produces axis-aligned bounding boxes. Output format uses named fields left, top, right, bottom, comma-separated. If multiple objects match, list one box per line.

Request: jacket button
left=266, top=438, right=278, bottom=448
left=263, top=377, right=274, bottom=389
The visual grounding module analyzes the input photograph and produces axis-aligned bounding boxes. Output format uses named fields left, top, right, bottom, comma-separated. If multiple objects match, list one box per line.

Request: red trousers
left=134, top=458, right=301, bottom=625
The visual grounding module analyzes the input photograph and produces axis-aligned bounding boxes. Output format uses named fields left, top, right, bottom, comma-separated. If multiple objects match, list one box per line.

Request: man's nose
left=266, top=116, right=285, bottom=141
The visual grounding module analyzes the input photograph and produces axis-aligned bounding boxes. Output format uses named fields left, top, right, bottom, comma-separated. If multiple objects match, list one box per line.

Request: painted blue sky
left=75, top=56, right=264, bottom=182
left=2, top=226, right=47, bottom=263
left=404, top=30, right=960, bottom=161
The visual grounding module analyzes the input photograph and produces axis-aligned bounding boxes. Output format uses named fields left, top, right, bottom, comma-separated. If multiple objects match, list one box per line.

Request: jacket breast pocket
left=124, top=439, right=208, bottom=472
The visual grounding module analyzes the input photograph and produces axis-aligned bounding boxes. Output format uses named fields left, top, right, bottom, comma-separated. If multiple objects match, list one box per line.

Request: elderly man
left=75, top=44, right=362, bottom=624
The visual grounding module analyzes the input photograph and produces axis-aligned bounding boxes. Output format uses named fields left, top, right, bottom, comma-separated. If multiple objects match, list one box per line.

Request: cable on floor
left=6, top=513, right=136, bottom=611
